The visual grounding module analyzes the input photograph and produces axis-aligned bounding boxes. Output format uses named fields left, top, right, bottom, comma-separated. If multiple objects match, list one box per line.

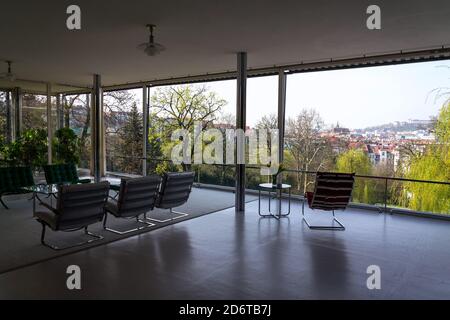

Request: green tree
left=117, top=103, right=143, bottom=174
left=336, top=149, right=372, bottom=203
left=53, top=128, right=80, bottom=164
left=403, top=103, right=450, bottom=214
left=5, top=128, right=48, bottom=170
left=151, top=85, right=226, bottom=172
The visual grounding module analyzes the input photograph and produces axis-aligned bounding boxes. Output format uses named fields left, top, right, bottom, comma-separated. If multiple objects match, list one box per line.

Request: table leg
left=258, top=187, right=291, bottom=219
left=277, top=189, right=282, bottom=218
left=33, top=192, right=36, bottom=215
left=258, top=189, right=261, bottom=215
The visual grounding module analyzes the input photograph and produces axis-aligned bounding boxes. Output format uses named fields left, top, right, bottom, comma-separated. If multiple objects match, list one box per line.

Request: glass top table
left=258, top=183, right=291, bottom=219
left=23, top=184, right=61, bottom=215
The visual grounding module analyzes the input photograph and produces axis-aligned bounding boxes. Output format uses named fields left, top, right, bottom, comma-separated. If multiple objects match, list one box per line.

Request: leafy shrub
left=53, top=128, right=80, bottom=164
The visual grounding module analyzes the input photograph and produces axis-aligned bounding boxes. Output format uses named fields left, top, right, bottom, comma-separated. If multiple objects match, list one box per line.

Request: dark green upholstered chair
left=0, top=166, right=35, bottom=209
left=43, top=163, right=91, bottom=185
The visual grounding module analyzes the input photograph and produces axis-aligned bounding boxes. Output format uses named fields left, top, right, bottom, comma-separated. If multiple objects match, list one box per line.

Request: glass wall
left=0, top=91, right=9, bottom=143
left=283, top=59, right=450, bottom=214
left=245, top=75, right=278, bottom=190
left=146, top=76, right=280, bottom=190
left=104, top=88, right=143, bottom=175
left=22, top=94, right=47, bottom=130
left=148, top=80, right=236, bottom=185
left=0, top=91, right=10, bottom=166
left=63, top=93, right=91, bottom=169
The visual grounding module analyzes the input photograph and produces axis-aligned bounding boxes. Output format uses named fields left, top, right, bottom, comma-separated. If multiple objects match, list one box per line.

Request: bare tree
left=255, top=113, right=277, bottom=130
left=255, top=113, right=278, bottom=161
left=219, top=112, right=236, bottom=128
left=285, top=109, right=332, bottom=192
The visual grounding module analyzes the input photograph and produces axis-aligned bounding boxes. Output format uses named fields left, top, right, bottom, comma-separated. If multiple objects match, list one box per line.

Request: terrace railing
left=105, top=155, right=450, bottom=217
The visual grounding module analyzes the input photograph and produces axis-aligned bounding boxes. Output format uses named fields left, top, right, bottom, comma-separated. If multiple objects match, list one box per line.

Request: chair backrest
left=43, top=163, right=79, bottom=185
left=155, top=172, right=195, bottom=209
left=0, top=166, right=34, bottom=192
left=116, top=175, right=162, bottom=217
left=310, top=172, right=355, bottom=211
left=56, top=181, right=110, bottom=230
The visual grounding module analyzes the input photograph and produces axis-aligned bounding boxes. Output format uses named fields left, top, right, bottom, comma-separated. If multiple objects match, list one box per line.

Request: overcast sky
left=205, top=59, right=450, bottom=129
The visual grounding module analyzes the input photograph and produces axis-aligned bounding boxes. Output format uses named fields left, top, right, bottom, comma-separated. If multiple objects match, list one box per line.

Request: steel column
left=56, top=94, right=63, bottom=130
left=92, top=74, right=102, bottom=182
left=46, top=83, right=52, bottom=164
left=142, top=85, right=148, bottom=176
left=277, top=70, right=287, bottom=184
left=13, top=87, right=22, bottom=140
left=235, top=52, right=247, bottom=212
left=5, top=91, right=11, bottom=143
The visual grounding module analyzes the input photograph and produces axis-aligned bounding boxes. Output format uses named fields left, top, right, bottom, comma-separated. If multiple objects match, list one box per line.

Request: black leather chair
left=146, top=172, right=195, bottom=223
left=302, top=172, right=355, bottom=231
left=35, top=181, right=110, bottom=250
left=103, top=175, right=161, bottom=234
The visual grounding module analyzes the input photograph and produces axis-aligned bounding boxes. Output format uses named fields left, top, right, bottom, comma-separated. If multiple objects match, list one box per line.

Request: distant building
left=332, top=124, right=350, bottom=136
left=366, top=144, right=396, bottom=167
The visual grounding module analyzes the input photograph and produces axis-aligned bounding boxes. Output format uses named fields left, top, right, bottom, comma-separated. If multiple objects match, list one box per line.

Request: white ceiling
left=1, top=0, right=450, bottom=88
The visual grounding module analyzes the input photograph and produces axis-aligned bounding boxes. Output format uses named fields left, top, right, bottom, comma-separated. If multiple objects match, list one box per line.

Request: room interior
left=0, top=0, right=449, bottom=299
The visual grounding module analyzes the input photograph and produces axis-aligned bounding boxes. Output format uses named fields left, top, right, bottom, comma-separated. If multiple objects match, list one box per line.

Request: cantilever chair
left=43, top=163, right=91, bottom=185
left=34, top=181, right=110, bottom=250
left=146, top=171, right=195, bottom=223
left=0, top=166, right=35, bottom=209
left=103, top=175, right=161, bottom=234
left=302, top=172, right=355, bottom=231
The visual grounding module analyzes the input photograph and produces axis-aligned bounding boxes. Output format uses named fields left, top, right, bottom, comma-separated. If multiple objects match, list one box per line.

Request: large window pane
left=245, top=75, right=278, bottom=190
left=63, top=94, right=91, bottom=169
left=22, top=94, right=47, bottom=130
left=0, top=91, right=8, bottom=142
left=284, top=59, right=450, bottom=214
left=148, top=81, right=235, bottom=186
left=104, top=89, right=143, bottom=175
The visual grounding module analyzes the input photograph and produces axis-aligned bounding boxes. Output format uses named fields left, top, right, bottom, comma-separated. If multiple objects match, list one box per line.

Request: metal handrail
left=106, top=155, right=450, bottom=186
left=105, top=155, right=449, bottom=214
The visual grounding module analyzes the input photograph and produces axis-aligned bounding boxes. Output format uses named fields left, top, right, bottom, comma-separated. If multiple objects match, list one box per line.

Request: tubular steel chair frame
left=35, top=182, right=110, bottom=250
left=103, top=175, right=161, bottom=235
left=302, top=172, right=355, bottom=231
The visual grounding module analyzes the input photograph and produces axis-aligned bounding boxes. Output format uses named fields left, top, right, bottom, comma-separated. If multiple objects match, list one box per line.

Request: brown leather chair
left=35, top=181, right=110, bottom=250
left=103, top=175, right=161, bottom=234
left=302, top=172, right=355, bottom=231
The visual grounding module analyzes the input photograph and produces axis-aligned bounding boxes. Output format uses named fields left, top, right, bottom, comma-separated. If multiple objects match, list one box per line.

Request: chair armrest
left=39, top=201, right=59, bottom=215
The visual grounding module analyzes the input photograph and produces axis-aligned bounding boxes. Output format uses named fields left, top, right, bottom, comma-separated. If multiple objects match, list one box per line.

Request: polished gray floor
left=0, top=196, right=449, bottom=299
left=0, top=187, right=256, bottom=274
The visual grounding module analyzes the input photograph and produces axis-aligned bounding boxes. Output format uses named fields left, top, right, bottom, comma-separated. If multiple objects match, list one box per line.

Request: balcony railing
left=104, top=155, right=450, bottom=217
